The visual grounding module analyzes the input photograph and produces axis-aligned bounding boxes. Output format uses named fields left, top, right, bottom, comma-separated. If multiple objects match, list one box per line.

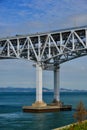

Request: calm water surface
left=0, top=92, right=87, bottom=130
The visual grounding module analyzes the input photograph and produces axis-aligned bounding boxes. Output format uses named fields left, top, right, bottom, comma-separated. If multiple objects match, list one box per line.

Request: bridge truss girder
left=0, top=26, right=87, bottom=69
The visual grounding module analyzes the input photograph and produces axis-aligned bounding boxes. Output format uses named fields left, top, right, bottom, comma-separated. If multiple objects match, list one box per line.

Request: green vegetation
left=74, top=101, right=87, bottom=123
left=62, top=121, right=87, bottom=130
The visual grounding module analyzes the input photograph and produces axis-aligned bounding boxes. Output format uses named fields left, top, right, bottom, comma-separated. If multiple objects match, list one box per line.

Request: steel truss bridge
left=0, top=26, right=87, bottom=106
left=0, top=26, right=87, bottom=66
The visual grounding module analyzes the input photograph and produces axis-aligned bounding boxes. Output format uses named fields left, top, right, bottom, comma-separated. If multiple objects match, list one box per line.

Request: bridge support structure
left=23, top=64, right=72, bottom=112
left=52, top=66, right=62, bottom=106
left=23, top=65, right=72, bottom=113
left=32, top=63, right=47, bottom=107
left=54, top=67, right=60, bottom=102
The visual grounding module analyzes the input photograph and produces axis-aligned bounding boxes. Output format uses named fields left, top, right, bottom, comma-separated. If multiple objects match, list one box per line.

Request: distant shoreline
left=0, top=87, right=87, bottom=93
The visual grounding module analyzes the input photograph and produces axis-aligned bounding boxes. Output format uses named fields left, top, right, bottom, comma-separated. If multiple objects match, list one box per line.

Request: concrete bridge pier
left=32, top=63, right=47, bottom=107
left=23, top=65, right=72, bottom=112
left=52, top=67, right=62, bottom=106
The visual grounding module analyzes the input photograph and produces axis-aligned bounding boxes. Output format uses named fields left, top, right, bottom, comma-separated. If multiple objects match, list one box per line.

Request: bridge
left=0, top=25, right=87, bottom=112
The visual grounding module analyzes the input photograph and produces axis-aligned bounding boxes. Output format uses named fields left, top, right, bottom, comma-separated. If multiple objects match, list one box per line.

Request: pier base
left=51, top=100, right=63, bottom=107
left=22, top=104, right=72, bottom=113
left=32, top=101, right=47, bottom=107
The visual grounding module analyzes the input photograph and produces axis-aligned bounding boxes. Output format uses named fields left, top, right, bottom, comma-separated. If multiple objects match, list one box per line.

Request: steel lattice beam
left=0, top=26, right=87, bottom=70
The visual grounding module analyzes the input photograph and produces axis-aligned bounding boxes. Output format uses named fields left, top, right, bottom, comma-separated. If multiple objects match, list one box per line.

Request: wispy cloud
left=0, top=0, right=87, bottom=37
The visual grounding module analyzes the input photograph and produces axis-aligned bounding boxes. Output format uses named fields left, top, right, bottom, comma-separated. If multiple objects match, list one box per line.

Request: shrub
left=74, top=101, right=87, bottom=123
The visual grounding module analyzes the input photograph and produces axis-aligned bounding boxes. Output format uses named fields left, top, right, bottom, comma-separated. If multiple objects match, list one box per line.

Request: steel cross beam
left=0, top=26, right=87, bottom=69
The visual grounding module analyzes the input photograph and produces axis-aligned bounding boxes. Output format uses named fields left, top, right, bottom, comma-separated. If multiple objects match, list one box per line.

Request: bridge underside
left=0, top=26, right=87, bottom=112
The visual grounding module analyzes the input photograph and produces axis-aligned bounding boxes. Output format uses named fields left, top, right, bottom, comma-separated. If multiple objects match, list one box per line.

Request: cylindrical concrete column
left=32, top=63, right=46, bottom=107
left=54, top=67, right=60, bottom=102
left=36, top=63, right=42, bottom=102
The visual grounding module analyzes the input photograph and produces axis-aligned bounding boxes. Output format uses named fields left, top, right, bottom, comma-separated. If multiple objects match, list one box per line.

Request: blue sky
left=0, top=0, right=87, bottom=90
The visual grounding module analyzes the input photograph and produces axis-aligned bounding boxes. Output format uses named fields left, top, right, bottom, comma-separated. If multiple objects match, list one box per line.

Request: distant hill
left=60, top=88, right=87, bottom=92
left=0, top=87, right=86, bottom=92
left=0, top=87, right=53, bottom=92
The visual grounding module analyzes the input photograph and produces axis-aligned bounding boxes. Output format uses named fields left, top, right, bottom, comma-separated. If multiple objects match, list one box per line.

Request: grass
left=62, top=120, right=87, bottom=130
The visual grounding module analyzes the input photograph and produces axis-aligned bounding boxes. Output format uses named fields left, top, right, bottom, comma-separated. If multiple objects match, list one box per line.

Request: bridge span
left=0, top=26, right=87, bottom=111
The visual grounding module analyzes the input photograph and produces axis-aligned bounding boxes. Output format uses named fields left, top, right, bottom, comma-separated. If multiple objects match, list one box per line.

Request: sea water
left=0, top=92, right=87, bottom=130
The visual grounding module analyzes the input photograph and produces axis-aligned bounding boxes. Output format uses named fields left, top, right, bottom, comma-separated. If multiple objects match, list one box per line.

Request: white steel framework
left=0, top=26, right=87, bottom=65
